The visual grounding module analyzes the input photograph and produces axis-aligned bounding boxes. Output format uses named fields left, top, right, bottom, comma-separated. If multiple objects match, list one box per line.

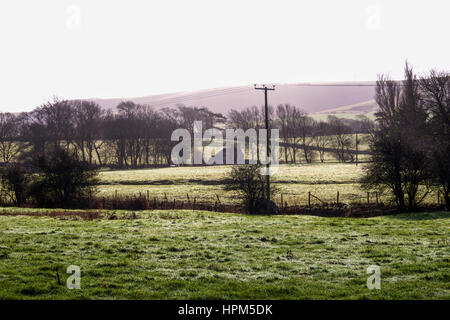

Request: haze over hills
left=88, top=82, right=379, bottom=116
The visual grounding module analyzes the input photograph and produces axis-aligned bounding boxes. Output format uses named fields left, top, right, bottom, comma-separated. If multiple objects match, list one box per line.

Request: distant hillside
left=88, top=82, right=378, bottom=116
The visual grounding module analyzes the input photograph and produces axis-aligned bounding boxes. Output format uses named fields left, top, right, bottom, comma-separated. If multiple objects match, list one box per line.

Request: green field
left=97, top=163, right=439, bottom=206
left=1, top=162, right=447, bottom=300
left=0, top=208, right=448, bottom=299
left=310, top=112, right=377, bottom=122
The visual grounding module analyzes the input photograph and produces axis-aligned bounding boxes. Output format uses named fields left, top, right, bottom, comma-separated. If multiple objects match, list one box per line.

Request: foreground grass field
left=0, top=208, right=448, bottom=299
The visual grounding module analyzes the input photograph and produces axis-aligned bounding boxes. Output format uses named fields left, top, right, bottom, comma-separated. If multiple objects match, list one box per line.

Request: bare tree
left=0, top=113, right=22, bottom=164
left=276, top=104, right=295, bottom=163
left=20, top=98, right=75, bottom=160
left=276, top=104, right=314, bottom=164
left=363, top=63, right=430, bottom=211
left=313, top=121, right=331, bottom=163
left=328, top=116, right=354, bottom=162
left=73, top=100, right=105, bottom=165
left=296, top=112, right=316, bottom=163
left=420, top=70, right=450, bottom=209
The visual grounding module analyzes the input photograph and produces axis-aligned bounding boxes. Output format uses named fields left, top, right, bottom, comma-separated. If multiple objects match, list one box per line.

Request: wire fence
left=94, top=189, right=446, bottom=212
left=0, top=188, right=446, bottom=215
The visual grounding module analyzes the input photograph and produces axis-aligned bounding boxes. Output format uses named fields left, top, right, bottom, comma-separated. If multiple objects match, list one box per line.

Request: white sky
left=0, top=0, right=448, bottom=112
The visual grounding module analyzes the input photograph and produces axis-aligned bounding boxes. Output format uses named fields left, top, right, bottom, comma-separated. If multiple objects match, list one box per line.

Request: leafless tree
left=276, top=104, right=295, bottom=163
left=20, top=97, right=75, bottom=160
left=313, top=121, right=332, bottom=163
left=363, top=63, right=431, bottom=211
left=296, top=112, right=316, bottom=163
left=72, top=100, right=105, bottom=165
left=328, top=116, right=354, bottom=162
left=0, top=113, right=22, bottom=164
left=420, top=70, right=450, bottom=209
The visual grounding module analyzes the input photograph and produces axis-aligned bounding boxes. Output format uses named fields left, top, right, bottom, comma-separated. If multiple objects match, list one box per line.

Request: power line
left=116, top=83, right=414, bottom=108
left=113, top=82, right=417, bottom=111
left=294, top=82, right=416, bottom=87
left=148, top=83, right=378, bottom=107
left=295, top=84, right=377, bottom=87
left=150, top=83, right=408, bottom=107
left=149, top=87, right=253, bottom=108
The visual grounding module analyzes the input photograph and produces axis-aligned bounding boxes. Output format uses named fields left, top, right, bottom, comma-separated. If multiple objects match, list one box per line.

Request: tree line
left=0, top=101, right=226, bottom=168
left=0, top=99, right=373, bottom=169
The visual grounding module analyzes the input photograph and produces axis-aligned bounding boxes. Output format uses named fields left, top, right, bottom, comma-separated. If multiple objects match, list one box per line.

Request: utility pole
left=254, top=84, right=275, bottom=212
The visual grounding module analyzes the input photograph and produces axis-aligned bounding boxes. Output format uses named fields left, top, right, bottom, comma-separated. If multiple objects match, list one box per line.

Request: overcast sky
left=0, top=0, right=448, bottom=112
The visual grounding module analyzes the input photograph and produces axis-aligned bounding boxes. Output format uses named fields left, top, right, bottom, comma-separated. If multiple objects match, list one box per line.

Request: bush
left=0, top=163, right=30, bottom=206
left=224, top=164, right=278, bottom=214
left=29, top=148, right=99, bottom=208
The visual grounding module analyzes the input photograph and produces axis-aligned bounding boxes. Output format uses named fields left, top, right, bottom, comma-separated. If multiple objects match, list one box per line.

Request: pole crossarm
left=254, top=84, right=276, bottom=91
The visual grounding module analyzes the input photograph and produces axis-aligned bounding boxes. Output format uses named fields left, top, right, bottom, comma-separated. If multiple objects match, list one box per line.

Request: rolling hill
left=88, top=82, right=378, bottom=116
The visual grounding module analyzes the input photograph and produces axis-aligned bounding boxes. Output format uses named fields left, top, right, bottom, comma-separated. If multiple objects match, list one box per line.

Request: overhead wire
left=148, top=87, right=254, bottom=107
left=138, top=82, right=412, bottom=108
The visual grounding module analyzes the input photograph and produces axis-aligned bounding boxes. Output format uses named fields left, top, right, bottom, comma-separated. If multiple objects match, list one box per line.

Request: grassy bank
left=0, top=208, right=448, bottom=299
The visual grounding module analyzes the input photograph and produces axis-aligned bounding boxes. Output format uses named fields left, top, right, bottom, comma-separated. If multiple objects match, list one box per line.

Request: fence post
left=281, top=194, right=283, bottom=208
left=337, top=191, right=339, bottom=204
left=102, top=197, right=105, bottom=209
left=438, top=190, right=440, bottom=204
left=367, top=192, right=370, bottom=204
left=147, top=190, right=150, bottom=201
left=193, top=198, right=196, bottom=211
left=375, top=192, right=378, bottom=204
left=308, top=192, right=311, bottom=207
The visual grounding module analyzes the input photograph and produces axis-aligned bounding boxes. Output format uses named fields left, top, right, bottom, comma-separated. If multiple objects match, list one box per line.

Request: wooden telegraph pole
left=254, top=84, right=275, bottom=212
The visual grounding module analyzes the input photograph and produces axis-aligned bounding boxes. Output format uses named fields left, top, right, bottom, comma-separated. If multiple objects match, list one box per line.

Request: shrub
left=28, top=148, right=99, bottom=208
left=0, top=163, right=30, bottom=206
left=224, top=164, right=278, bottom=214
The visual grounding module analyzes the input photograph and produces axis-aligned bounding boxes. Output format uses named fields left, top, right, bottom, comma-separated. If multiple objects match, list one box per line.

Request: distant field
left=98, top=163, right=365, bottom=205
left=310, top=111, right=377, bottom=121
left=97, top=163, right=439, bottom=206
left=0, top=209, right=448, bottom=299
